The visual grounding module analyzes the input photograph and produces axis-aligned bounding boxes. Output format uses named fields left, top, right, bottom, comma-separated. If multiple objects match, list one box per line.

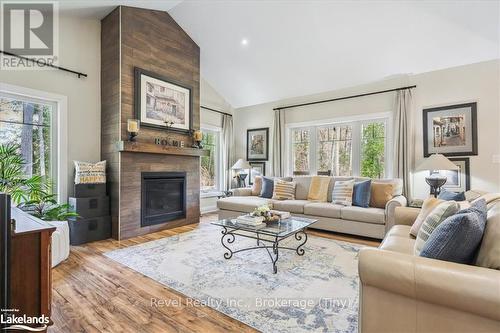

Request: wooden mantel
left=117, top=141, right=210, bottom=157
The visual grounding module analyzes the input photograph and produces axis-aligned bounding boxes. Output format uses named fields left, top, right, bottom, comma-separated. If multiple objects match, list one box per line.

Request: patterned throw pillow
left=420, top=200, right=487, bottom=264
left=331, top=179, right=355, bottom=206
left=74, top=160, right=106, bottom=184
left=410, top=197, right=443, bottom=237
left=414, top=201, right=460, bottom=255
left=272, top=180, right=296, bottom=200
left=439, top=190, right=466, bottom=201
left=307, top=176, right=331, bottom=202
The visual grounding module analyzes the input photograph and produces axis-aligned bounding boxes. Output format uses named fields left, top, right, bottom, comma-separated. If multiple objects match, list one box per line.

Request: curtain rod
left=0, top=50, right=88, bottom=78
left=201, top=105, right=232, bottom=117
left=273, top=85, right=417, bottom=111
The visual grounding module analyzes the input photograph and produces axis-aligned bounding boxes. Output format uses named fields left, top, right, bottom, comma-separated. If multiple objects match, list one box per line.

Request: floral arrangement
left=251, top=204, right=279, bottom=223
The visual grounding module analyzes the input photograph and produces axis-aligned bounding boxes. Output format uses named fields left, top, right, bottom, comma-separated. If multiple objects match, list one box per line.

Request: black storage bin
left=74, top=183, right=106, bottom=198
left=69, top=196, right=109, bottom=218
left=68, top=216, right=111, bottom=245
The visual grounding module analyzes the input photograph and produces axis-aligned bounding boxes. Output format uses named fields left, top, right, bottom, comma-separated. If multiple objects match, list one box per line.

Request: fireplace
left=141, top=172, right=186, bottom=227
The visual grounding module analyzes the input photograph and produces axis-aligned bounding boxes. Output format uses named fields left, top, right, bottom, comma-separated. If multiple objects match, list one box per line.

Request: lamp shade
left=231, top=158, right=251, bottom=170
left=415, top=154, right=458, bottom=171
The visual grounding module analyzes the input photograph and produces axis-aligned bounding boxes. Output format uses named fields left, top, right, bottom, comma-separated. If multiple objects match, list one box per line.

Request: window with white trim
left=0, top=91, right=57, bottom=188
left=288, top=118, right=389, bottom=178
left=200, top=127, right=222, bottom=193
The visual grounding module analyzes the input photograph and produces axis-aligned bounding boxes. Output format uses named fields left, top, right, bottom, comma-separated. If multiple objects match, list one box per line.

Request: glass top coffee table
left=211, top=217, right=317, bottom=273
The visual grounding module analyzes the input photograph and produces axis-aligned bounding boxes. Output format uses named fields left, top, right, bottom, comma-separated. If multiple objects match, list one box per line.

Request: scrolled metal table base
left=220, top=226, right=309, bottom=274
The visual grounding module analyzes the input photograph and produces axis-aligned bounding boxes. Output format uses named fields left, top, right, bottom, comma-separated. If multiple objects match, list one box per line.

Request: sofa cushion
left=414, top=200, right=460, bottom=255
left=260, top=177, right=274, bottom=198
left=217, top=196, right=271, bottom=212
left=332, top=179, right=355, bottom=206
left=328, top=177, right=354, bottom=202
left=372, top=178, right=403, bottom=196
left=379, top=232, right=416, bottom=254
left=271, top=200, right=309, bottom=214
left=307, top=176, right=331, bottom=202
left=341, top=206, right=385, bottom=225
left=387, top=225, right=413, bottom=238
left=476, top=201, right=500, bottom=269
left=272, top=180, right=296, bottom=200
left=370, top=182, right=393, bottom=208
left=410, top=197, right=443, bottom=237
left=352, top=180, right=372, bottom=208
left=293, top=176, right=312, bottom=200
left=420, top=199, right=487, bottom=264
left=251, top=176, right=262, bottom=196
left=303, top=202, right=343, bottom=218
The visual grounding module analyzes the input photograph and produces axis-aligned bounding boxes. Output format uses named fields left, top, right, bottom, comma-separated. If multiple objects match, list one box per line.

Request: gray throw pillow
left=420, top=199, right=487, bottom=264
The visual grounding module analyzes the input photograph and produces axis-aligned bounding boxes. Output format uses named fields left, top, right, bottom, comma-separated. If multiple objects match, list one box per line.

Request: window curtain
left=221, top=114, right=234, bottom=191
left=394, top=89, right=413, bottom=200
left=272, top=109, right=285, bottom=177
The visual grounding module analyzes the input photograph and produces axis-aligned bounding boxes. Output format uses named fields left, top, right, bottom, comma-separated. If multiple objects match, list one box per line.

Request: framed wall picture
left=249, top=162, right=265, bottom=185
left=134, top=67, right=192, bottom=133
left=247, top=128, right=269, bottom=161
left=438, top=157, right=471, bottom=192
left=423, top=102, right=477, bottom=157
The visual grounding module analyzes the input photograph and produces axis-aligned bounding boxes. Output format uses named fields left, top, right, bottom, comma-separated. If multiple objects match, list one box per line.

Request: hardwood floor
left=49, top=213, right=380, bottom=333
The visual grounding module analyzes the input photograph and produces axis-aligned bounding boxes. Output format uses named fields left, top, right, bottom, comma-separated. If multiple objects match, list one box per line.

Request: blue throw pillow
left=352, top=180, right=371, bottom=208
left=420, top=199, right=487, bottom=264
left=438, top=190, right=465, bottom=201
left=260, top=177, right=274, bottom=198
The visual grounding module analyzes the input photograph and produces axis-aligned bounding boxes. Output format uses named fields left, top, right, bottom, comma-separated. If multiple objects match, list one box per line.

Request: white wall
left=0, top=15, right=101, bottom=199
left=234, top=60, right=500, bottom=199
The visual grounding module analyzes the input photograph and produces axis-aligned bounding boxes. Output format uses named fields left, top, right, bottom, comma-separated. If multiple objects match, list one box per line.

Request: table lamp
left=415, top=154, right=458, bottom=197
left=231, top=159, right=251, bottom=188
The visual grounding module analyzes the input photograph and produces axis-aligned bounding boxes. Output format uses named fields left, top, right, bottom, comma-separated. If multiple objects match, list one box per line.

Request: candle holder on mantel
left=127, top=119, right=140, bottom=141
left=192, top=130, right=203, bottom=149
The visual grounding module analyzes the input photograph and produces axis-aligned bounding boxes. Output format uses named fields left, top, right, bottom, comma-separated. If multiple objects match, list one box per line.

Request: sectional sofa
left=217, top=176, right=407, bottom=239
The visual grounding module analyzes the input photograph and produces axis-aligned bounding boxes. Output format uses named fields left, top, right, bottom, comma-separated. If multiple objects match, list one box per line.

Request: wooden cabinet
left=8, top=211, right=55, bottom=330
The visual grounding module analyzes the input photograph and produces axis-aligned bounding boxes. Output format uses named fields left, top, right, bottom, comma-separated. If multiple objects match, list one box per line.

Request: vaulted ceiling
left=59, top=1, right=500, bottom=108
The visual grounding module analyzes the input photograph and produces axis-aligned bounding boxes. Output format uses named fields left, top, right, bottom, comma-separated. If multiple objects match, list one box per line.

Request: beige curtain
left=394, top=89, right=413, bottom=200
left=272, top=109, right=285, bottom=177
left=221, top=114, right=234, bottom=191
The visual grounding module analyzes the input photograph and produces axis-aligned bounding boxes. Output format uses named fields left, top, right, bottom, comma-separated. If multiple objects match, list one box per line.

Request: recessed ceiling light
left=241, top=39, right=249, bottom=46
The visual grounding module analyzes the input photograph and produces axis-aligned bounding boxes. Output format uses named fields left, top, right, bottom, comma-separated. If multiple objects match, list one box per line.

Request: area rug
left=105, top=223, right=365, bottom=333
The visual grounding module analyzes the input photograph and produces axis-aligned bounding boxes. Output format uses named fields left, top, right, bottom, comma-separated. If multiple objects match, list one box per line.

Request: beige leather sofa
left=358, top=198, right=500, bottom=333
left=217, top=176, right=406, bottom=239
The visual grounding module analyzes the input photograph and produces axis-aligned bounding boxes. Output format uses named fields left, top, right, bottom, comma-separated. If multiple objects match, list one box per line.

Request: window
left=292, top=128, right=310, bottom=174
left=361, top=122, right=386, bottom=178
left=317, top=125, right=352, bottom=176
left=288, top=117, right=389, bottom=178
left=0, top=92, right=55, bottom=183
left=200, top=127, right=221, bottom=193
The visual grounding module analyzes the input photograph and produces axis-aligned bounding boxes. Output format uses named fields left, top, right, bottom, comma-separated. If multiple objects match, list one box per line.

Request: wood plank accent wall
left=101, top=6, right=201, bottom=240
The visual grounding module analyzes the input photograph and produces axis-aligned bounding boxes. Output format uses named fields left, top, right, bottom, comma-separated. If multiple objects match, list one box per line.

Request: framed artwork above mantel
left=134, top=67, right=193, bottom=134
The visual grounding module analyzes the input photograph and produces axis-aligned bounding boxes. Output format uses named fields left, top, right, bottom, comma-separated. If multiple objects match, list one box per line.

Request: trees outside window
left=200, top=128, right=221, bottom=192
left=0, top=93, right=53, bottom=183
left=361, top=122, right=385, bottom=179
left=288, top=118, right=388, bottom=178
left=292, top=128, right=310, bottom=173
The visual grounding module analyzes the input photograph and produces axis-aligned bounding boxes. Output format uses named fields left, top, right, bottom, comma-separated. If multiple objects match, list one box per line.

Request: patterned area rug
left=105, top=223, right=364, bottom=333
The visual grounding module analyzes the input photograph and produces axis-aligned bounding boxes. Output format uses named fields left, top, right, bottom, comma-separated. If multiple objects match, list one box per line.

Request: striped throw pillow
left=414, top=201, right=460, bottom=255
left=74, top=160, right=107, bottom=184
left=331, top=179, right=355, bottom=206
left=272, top=180, right=296, bottom=200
